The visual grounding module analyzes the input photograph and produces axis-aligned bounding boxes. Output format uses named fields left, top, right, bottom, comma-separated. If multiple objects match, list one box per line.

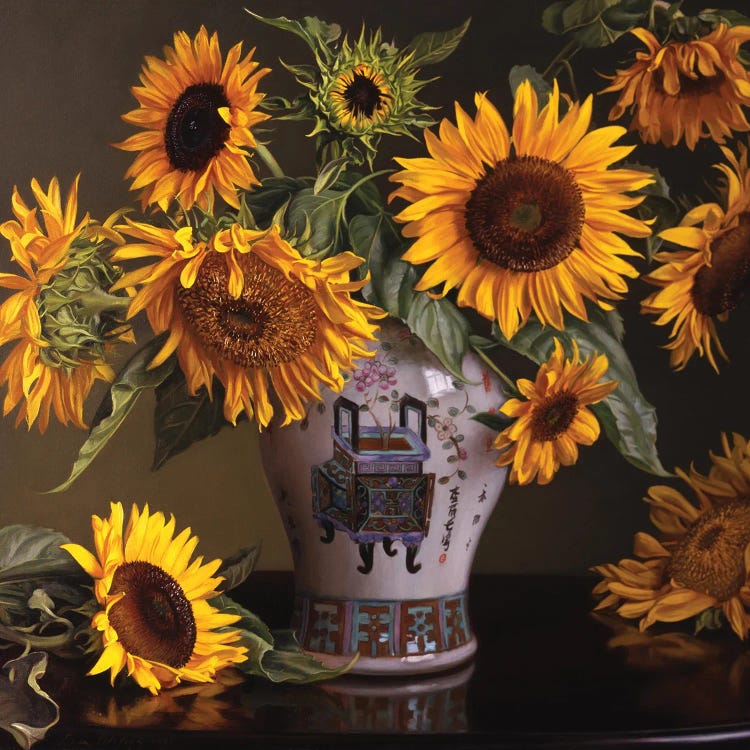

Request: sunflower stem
left=256, top=143, right=285, bottom=179
left=470, top=343, right=517, bottom=394
left=559, top=58, right=579, bottom=101
left=542, top=40, right=581, bottom=81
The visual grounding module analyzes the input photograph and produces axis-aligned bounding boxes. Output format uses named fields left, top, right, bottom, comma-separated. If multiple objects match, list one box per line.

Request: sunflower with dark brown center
left=601, top=24, right=750, bottom=150
left=389, top=80, right=653, bottom=340
left=493, top=338, right=618, bottom=485
left=642, top=143, right=750, bottom=371
left=116, top=26, right=269, bottom=211
left=327, top=63, right=393, bottom=131
left=112, top=220, right=383, bottom=427
left=62, top=502, right=247, bottom=694
left=593, top=448, right=750, bottom=640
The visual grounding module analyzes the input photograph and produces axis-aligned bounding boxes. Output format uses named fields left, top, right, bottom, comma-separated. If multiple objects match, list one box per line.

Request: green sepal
left=493, top=311, right=670, bottom=477
left=48, top=335, right=176, bottom=493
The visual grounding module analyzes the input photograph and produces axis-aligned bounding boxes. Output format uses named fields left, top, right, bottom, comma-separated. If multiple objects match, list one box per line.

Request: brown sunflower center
left=530, top=392, right=579, bottom=442
left=178, top=252, right=318, bottom=368
left=668, top=501, right=750, bottom=600
left=465, top=155, right=585, bottom=272
left=107, top=561, right=196, bottom=669
left=165, top=83, right=230, bottom=172
left=692, top=213, right=750, bottom=316
left=654, top=66, right=726, bottom=98
left=342, top=71, right=385, bottom=119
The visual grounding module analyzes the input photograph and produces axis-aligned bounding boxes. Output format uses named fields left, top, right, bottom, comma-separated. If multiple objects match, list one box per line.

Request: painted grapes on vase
left=0, top=0, right=749, bottom=743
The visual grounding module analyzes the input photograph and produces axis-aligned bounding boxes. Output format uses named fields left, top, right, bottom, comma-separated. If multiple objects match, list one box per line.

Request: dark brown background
left=0, top=0, right=747, bottom=573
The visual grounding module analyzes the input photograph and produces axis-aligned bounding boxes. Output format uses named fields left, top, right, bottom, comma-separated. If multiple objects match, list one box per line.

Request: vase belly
left=259, top=319, right=507, bottom=674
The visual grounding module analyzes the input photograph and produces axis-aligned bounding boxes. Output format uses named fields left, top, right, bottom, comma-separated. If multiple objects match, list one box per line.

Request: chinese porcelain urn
left=259, top=319, right=507, bottom=674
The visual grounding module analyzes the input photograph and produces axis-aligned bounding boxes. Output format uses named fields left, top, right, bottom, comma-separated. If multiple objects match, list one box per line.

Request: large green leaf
left=0, top=526, right=82, bottom=586
left=242, top=177, right=309, bottom=229
left=210, top=594, right=274, bottom=646
left=494, top=312, right=669, bottom=476
left=48, top=335, right=176, bottom=493
left=542, top=0, right=651, bottom=47
left=152, top=369, right=230, bottom=471
left=245, top=12, right=341, bottom=54
left=0, top=651, right=59, bottom=749
left=402, top=18, right=471, bottom=67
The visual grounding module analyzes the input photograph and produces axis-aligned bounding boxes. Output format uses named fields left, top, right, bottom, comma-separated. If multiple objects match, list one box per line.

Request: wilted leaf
left=494, top=315, right=669, bottom=476
left=402, top=18, right=471, bottom=67
left=0, top=527, right=82, bottom=586
left=216, top=546, right=262, bottom=592
left=48, top=336, right=175, bottom=492
left=542, top=0, right=651, bottom=47
left=0, top=651, right=59, bottom=749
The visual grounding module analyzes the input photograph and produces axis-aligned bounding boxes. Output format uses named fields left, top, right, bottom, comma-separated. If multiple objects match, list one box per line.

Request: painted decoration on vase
left=311, top=393, right=435, bottom=574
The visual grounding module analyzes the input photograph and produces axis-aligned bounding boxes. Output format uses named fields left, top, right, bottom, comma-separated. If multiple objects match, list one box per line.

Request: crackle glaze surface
left=259, top=319, right=507, bottom=673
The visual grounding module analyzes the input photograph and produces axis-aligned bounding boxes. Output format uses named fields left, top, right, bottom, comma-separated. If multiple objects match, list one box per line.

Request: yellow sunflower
left=113, top=220, right=383, bottom=427
left=642, top=144, right=750, bottom=371
left=601, top=24, right=750, bottom=150
left=689, top=432, right=750, bottom=503
left=389, top=80, right=653, bottom=340
left=592, top=464, right=750, bottom=640
left=493, top=338, right=618, bottom=485
left=62, top=502, right=247, bottom=695
left=0, top=176, right=127, bottom=432
left=117, top=26, right=269, bottom=212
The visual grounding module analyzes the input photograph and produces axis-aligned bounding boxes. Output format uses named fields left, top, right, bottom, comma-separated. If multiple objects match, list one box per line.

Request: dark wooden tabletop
left=18, top=573, right=750, bottom=749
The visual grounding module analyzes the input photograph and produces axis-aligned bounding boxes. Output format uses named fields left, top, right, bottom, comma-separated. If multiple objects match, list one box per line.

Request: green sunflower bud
left=249, top=12, right=470, bottom=166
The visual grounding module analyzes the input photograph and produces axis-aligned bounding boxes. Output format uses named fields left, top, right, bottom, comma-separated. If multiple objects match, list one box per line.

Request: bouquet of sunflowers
left=2, top=0, right=750, bottom=743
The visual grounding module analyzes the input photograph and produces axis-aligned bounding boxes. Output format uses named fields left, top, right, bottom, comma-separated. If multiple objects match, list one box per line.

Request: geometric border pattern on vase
left=292, top=591, right=471, bottom=658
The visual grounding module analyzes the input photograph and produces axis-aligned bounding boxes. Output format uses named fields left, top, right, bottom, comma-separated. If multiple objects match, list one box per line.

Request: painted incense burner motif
left=312, top=395, right=435, bottom=575
left=259, top=318, right=508, bottom=674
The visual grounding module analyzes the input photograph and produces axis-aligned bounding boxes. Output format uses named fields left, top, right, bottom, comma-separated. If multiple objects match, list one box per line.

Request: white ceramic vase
left=259, top=318, right=507, bottom=675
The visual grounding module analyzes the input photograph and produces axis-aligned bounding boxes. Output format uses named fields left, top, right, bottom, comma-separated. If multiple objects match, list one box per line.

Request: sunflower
left=642, top=144, right=750, bottom=371
left=689, top=433, right=750, bottom=503
left=0, top=176, right=129, bottom=432
left=601, top=25, right=750, bottom=150
left=112, top=220, right=383, bottom=427
left=389, top=80, right=653, bottom=340
left=493, top=338, right=618, bottom=485
left=592, top=461, right=750, bottom=640
left=117, top=26, right=269, bottom=212
left=62, top=502, right=247, bottom=694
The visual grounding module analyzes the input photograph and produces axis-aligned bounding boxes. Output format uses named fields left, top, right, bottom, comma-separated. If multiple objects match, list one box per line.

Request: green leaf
left=314, top=157, right=349, bottom=195
left=351, top=213, right=416, bottom=314
left=211, top=594, right=274, bottom=646
left=542, top=0, right=651, bottom=47
left=698, top=9, right=750, bottom=29
left=402, top=17, right=471, bottom=67
left=0, top=526, right=83, bottom=586
left=249, top=630, right=358, bottom=684
left=494, top=315, right=670, bottom=476
left=285, top=188, right=345, bottom=258
left=0, top=651, right=59, bottom=749
left=406, top=295, right=471, bottom=380
left=471, top=411, right=511, bottom=432
left=152, top=368, right=230, bottom=471
left=243, top=177, right=309, bottom=229
left=216, top=545, right=262, bottom=593
left=48, top=335, right=176, bottom=493
left=245, top=12, right=341, bottom=53
left=509, top=65, right=552, bottom=104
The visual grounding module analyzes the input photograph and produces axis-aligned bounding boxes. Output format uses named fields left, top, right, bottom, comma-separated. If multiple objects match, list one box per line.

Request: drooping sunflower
left=592, top=459, right=750, bottom=640
left=113, top=220, right=383, bottom=427
left=117, top=26, right=270, bottom=212
left=62, top=502, right=247, bottom=694
left=689, top=433, right=750, bottom=503
left=0, top=176, right=129, bottom=432
left=493, top=338, right=618, bottom=485
left=642, top=144, right=750, bottom=371
left=601, top=24, right=750, bottom=150
left=389, top=81, right=653, bottom=340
